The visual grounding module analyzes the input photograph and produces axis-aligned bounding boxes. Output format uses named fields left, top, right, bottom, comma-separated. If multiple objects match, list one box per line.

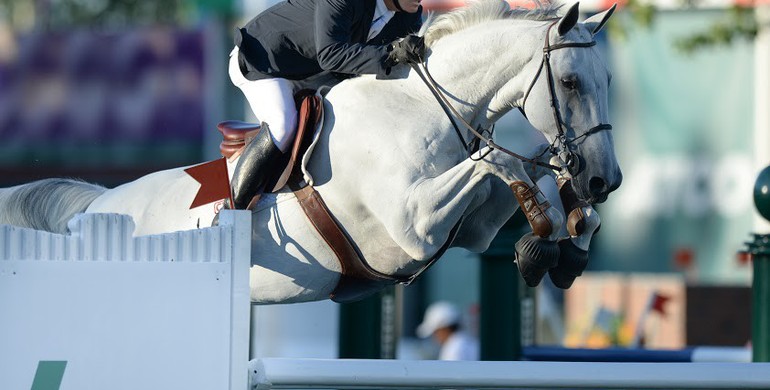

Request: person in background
left=416, top=301, right=479, bottom=361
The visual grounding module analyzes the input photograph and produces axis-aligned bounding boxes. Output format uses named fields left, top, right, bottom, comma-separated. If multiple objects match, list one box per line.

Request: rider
left=227, top=0, right=426, bottom=209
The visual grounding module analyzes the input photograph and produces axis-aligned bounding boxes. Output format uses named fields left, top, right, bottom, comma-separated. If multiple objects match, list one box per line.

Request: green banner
left=593, top=9, right=754, bottom=284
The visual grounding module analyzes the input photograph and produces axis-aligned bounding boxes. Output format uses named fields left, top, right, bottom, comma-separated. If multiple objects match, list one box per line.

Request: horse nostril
left=589, top=176, right=607, bottom=196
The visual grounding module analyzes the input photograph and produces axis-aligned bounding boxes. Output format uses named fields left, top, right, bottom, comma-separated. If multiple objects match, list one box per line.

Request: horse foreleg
left=469, top=152, right=566, bottom=288
left=395, top=159, right=512, bottom=261
left=547, top=177, right=601, bottom=289
left=511, top=177, right=564, bottom=288
left=388, top=149, right=561, bottom=260
left=507, top=147, right=570, bottom=287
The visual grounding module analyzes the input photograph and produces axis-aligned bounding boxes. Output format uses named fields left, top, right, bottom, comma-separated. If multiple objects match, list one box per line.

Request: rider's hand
left=387, top=35, right=426, bottom=66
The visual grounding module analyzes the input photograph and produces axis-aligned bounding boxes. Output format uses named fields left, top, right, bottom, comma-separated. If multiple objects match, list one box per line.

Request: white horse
left=0, top=0, right=621, bottom=304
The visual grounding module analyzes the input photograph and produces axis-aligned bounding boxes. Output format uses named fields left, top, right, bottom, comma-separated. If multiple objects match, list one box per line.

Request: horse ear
left=557, top=2, right=580, bottom=36
left=583, top=3, right=617, bottom=36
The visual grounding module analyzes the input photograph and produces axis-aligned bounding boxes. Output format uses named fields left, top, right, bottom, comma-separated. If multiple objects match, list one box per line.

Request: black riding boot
left=226, top=122, right=284, bottom=210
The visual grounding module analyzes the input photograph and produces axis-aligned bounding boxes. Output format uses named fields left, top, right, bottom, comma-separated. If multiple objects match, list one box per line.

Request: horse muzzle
left=583, top=169, right=622, bottom=203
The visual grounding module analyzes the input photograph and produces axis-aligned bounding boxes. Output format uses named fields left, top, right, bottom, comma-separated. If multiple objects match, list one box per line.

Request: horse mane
left=421, top=0, right=563, bottom=47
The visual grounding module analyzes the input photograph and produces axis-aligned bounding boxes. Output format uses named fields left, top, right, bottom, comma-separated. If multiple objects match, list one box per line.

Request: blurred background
left=1, top=0, right=766, bottom=361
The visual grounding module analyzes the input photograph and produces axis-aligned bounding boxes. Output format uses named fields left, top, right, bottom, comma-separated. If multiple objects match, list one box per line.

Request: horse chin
left=588, top=193, right=609, bottom=204
left=571, top=177, right=608, bottom=204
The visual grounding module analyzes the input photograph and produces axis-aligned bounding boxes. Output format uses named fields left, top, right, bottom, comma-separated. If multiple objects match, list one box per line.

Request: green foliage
left=0, top=0, right=197, bottom=30
left=673, top=6, right=758, bottom=54
left=605, top=0, right=657, bottom=41
left=604, top=1, right=759, bottom=54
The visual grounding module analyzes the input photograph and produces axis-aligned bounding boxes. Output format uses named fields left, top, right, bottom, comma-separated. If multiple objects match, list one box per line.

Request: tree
left=0, top=0, right=194, bottom=30
left=609, top=0, right=761, bottom=54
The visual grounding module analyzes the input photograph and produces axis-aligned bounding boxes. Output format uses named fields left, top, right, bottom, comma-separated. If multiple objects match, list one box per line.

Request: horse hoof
left=514, top=233, right=559, bottom=287
left=548, top=238, right=589, bottom=289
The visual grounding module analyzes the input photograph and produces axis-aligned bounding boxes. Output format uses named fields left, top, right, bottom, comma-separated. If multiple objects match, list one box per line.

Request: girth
left=285, top=92, right=401, bottom=303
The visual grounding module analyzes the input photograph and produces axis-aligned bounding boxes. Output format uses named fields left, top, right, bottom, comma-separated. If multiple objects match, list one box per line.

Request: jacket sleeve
left=315, top=0, right=392, bottom=76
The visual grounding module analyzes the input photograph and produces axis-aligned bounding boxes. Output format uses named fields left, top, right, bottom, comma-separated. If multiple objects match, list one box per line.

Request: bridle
left=412, top=20, right=612, bottom=175
left=518, top=21, right=612, bottom=175
left=391, top=21, right=613, bottom=286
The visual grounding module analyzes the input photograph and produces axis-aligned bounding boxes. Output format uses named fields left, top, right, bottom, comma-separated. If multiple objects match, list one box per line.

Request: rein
left=412, top=20, right=613, bottom=175
left=411, top=62, right=560, bottom=170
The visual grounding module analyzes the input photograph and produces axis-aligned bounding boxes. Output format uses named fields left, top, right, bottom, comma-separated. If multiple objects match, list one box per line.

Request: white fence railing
left=248, top=358, right=770, bottom=389
left=4, top=211, right=770, bottom=390
left=0, top=210, right=252, bottom=390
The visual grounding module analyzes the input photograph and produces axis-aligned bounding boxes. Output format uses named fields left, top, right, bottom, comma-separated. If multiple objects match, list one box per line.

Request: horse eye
left=561, top=77, right=578, bottom=90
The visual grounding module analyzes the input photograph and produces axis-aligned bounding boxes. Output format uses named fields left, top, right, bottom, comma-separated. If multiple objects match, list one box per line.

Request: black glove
left=387, top=35, right=426, bottom=66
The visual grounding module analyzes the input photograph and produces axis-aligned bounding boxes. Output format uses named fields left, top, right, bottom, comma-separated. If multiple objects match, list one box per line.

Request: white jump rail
left=248, top=358, right=770, bottom=389
left=0, top=210, right=251, bottom=390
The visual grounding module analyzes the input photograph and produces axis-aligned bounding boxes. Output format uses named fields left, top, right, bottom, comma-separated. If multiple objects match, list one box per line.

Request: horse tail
left=0, top=178, right=106, bottom=234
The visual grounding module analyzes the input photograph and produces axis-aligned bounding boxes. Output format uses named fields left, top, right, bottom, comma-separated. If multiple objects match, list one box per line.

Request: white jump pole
left=249, top=358, right=770, bottom=389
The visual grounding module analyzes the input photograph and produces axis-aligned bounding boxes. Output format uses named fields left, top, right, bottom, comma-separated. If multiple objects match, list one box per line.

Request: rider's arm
left=314, top=0, right=399, bottom=76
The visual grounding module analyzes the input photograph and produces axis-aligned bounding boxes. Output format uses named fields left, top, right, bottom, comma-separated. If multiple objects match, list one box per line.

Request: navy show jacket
left=235, top=0, right=423, bottom=81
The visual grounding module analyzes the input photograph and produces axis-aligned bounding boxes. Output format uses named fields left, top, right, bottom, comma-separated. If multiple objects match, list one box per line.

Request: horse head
left=519, top=2, right=622, bottom=203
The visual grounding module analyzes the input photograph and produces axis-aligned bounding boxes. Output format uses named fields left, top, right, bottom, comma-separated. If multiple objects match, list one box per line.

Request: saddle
left=216, top=90, right=401, bottom=303
left=217, top=90, right=316, bottom=194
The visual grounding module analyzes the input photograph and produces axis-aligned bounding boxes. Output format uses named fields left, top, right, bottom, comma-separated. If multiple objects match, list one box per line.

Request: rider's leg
left=226, top=47, right=297, bottom=209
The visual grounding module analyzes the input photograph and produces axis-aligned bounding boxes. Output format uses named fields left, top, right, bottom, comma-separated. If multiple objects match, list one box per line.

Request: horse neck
left=420, top=20, right=546, bottom=128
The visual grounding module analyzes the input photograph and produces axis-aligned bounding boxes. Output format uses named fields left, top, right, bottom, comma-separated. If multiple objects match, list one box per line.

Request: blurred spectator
left=0, top=26, right=206, bottom=168
left=63, top=32, right=111, bottom=140
left=17, top=32, right=68, bottom=140
left=416, top=301, right=479, bottom=361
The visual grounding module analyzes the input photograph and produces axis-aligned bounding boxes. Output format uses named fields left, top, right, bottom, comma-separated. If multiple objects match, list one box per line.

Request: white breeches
left=228, top=47, right=297, bottom=153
